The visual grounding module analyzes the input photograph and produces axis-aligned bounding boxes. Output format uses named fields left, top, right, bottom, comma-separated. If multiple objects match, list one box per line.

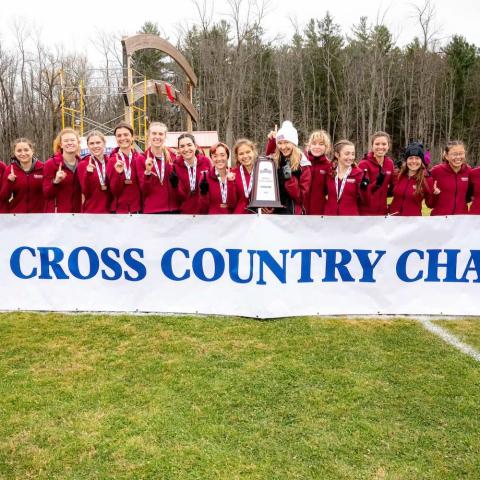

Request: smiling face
left=212, top=146, right=228, bottom=171
left=445, top=145, right=466, bottom=171
left=277, top=140, right=294, bottom=157
left=336, top=145, right=355, bottom=169
left=149, top=126, right=167, bottom=149
left=14, top=142, right=34, bottom=164
left=406, top=156, right=423, bottom=174
left=87, top=135, right=105, bottom=158
left=178, top=137, right=196, bottom=162
left=61, top=133, right=79, bottom=155
left=309, top=140, right=327, bottom=158
left=371, top=136, right=389, bottom=159
left=115, top=127, right=134, bottom=151
left=236, top=143, right=255, bottom=169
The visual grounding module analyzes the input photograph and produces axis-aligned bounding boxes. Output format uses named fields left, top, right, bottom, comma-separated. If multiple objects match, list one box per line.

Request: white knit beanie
left=276, top=120, right=298, bottom=146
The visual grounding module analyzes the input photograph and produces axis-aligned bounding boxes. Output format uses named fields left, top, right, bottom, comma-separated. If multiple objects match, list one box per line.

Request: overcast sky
left=1, top=0, right=479, bottom=62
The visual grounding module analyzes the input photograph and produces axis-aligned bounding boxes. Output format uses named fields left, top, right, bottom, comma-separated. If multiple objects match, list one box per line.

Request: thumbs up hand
left=433, top=180, right=441, bottom=195
left=86, top=157, right=95, bottom=173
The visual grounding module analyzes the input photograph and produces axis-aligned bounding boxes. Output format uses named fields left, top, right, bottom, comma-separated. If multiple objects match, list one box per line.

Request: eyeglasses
left=449, top=152, right=465, bottom=158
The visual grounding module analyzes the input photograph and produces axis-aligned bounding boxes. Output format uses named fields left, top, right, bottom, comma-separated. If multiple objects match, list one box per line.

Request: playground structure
left=61, top=34, right=200, bottom=148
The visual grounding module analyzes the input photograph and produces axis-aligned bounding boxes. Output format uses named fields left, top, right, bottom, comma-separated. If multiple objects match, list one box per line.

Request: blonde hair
left=148, top=122, right=168, bottom=134
left=53, top=128, right=80, bottom=155
left=147, top=122, right=172, bottom=164
left=273, top=143, right=303, bottom=171
left=307, top=130, right=331, bottom=157
left=86, top=130, right=106, bottom=144
left=233, top=138, right=257, bottom=166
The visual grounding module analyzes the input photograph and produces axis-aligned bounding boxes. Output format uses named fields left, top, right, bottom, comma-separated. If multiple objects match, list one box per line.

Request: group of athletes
left=1, top=119, right=478, bottom=216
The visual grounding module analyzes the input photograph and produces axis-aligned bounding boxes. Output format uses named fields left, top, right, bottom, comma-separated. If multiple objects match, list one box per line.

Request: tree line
left=1, top=2, right=479, bottom=164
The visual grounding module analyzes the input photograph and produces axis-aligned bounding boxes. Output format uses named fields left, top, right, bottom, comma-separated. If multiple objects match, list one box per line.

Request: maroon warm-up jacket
left=43, top=153, right=82, bottom=213
left=468, top=167, right=480, bottom=214
left=358, top=152, right=395, bottom=215
left=199, top=166, right=237, bottom=214
left=427, top=162, right=471, bottom=215
left=0, top=159, right=44, bottom=213
left=232, top=165, right=254, bottom=214
left=173, top=154, right=212, bottom=214
left=137, top=149, right=178, bottom=214
left=388, top=174, right=434, bottom=216
left=324, top=166, right=369, bottom=216
left=78, top=155, right=112, bottom=213
left=107, top=148, right=143, bottom=213
left=306, top=153, right=331, bottom=215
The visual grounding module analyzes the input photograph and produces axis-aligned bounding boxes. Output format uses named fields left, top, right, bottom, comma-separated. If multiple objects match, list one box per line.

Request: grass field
left=1, top=313, right=479, bottom=479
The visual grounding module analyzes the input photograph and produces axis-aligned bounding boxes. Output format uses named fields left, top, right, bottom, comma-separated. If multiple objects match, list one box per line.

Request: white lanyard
left=118, top=151, right=133, bottom=181
left=93, top=156, right=106, bottom=188
left=240, top=165, right=253, bottom=198
left=185, top=159, right=197, bottom=192
left=153, top=154, right=165, bottom=183
left=217, top=169, right=228, bottom=203
left=335, top=166, right=352, bottom=202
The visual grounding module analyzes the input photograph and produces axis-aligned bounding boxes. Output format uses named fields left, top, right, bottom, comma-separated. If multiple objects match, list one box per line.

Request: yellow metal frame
left=60, top=70, right=84, bottom=135
left=129, top=76, right=148, bottom=148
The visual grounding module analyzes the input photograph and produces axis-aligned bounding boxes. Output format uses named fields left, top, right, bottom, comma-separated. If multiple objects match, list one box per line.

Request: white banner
left=1, top=214, right=479, bottom=318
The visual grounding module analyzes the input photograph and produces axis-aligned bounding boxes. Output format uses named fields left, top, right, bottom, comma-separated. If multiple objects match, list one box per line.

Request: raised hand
left=145, top=156, right=153, bottom=175
left=114, top=157, right=124, bottom=174
left=7, top=164, right=16, bottom=182
left=86, top=157, right=95, bottom=173
left=54, top=163, right=67, bottom=184
left=267, top=124, right=278, bottom=140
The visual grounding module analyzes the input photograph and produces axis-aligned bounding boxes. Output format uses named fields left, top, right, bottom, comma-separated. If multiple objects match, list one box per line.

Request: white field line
left=417, top=318, right=480, bottom=362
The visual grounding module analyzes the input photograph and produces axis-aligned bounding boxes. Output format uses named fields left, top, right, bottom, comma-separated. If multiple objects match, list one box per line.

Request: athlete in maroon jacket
left=469, top=166, right=480, bottom=214
left=358, top=132, right=395, bottom=215
left=138, top=122, right=179, bottom=214
left=324, top=140, right=369, bottom=216
left=78, top=131, right=112, bottom=213
left=271, top=121, right=312, bottom=215
left=427, top=140, right=471, bottom=215
left=199, top=142, right=237, bottom=214
left=0, top=161, right=6, bottom=213
left=232, top=138, right=256, bottom=214
left=0, top=138, right=44, bottom=213
left=108, top=122, right=142, bottom=214
left=43, top=128, right=82, bottom=213
left=389, top=142, right=434, bottom=216
left=171, top=133, right=212, bottom=214
left=304, top=130, right=332, bottom=215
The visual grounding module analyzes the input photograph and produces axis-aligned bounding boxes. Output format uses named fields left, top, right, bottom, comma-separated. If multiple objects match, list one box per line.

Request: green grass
left=436, top=318, right=480, bottom=351
left=1, top=313, right=479, bottom=479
